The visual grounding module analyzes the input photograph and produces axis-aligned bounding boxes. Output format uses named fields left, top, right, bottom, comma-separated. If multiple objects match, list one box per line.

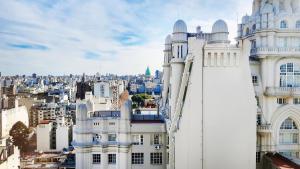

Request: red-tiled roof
left=266, top=153, right=300, bottom=169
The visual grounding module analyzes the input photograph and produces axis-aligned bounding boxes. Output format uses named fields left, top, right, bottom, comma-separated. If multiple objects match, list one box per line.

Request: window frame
left=132, top=153, right=144, bottom=164
left=280, top=20, right=288, bottom=28
left=108, top=154, right=116, bottom=164
left=150, top=152, right=163, bottom=165
left=92, top=154, right=101, bottom=164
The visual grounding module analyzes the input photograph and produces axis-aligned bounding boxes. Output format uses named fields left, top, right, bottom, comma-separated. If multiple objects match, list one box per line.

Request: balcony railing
left=251, top=47, right=300, bottom=57
left=257, top=124, right=272, bottom=133
left=265, top=87, right=300, bottom=97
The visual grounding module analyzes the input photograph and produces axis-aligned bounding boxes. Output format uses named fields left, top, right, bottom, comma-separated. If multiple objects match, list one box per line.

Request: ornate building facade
left=237, top=0, right=300, bottom=168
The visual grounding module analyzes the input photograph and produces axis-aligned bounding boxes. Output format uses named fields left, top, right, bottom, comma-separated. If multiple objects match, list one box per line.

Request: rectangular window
left=257, top=114, right=261, bottom=125
left=132, top=134, right=143, bottom=145
left=150, top=152, right=163, bottom=165
left=294, top=98, right=300, bottom=104
left=132, top=153, right=144, bottom=164
left=108, top=154, right=116, bottom=164
left=256, top=152, right=260, bottom=163
left=92, top=154, right=101, bottom=164
left=108, top=134, right=116, bottom=142
left=255, top=96, right=259, bottom=106
left=153, top=134, right=161, bottom=145
left=277, top=98, right=286, bottom=104
left=252, top=75, right=258, bottom=84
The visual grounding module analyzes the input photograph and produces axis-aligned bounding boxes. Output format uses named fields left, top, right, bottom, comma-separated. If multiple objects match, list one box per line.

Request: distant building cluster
left=0, top=66, right=163, bottom=169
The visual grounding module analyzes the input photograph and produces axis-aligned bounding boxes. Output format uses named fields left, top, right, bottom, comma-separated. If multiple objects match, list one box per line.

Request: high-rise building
left=160, top=19, right=256, bottom=169
left=237, top=0, right=300, bottom=168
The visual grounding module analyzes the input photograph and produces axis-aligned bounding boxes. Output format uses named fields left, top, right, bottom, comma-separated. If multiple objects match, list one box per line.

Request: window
left=108, top=134, right=116, bottom=142
left=92, top=154, right=101, bottom=164
left=280, top=20, right=287, bottom=28
left=252, top=24, right=256, bottom=31
left=132, top=134, right=143, bottom=145
left=180, top=45, right=183, bottom=58
left=132, top=153, right=144, bottom=164
left=255, top=96, right=260, bottom=106
left=108, top=154, right=116, bottom=164
left=279, top=118, right=299, bottom=144
left=246, top=27, right=250, bottom=35
left=294, top=98, right=300, bottom=104
left=257, top=114, right=261, bottom=125
left=153, top=134, right=161, bottom=145
left=280, top=152, right=299, bottom=158
left=280, top=118, right=298, bottom=129
left=256, top=152, right=260, bottom=163
left=280, top=63, right=300, bottom=87
left=277, top=98, right=286, bottom=104
left=296, top=21, right=300, bottom=29
left=252, top=75, right=258, bottom=84
left=150, top=152, right=163, bottom=165
left=93, top=134, right=101, bottom=142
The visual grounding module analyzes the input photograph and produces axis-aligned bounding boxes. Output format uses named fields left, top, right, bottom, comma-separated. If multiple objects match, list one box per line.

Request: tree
left=9, top=121, right=30, bottom=152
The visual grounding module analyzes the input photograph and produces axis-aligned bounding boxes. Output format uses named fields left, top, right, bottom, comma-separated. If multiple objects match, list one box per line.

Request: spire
left=145, top=66, right=151, bottom=77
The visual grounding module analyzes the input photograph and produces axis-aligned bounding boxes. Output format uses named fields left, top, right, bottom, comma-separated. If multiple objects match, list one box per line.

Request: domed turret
left=212, top=19, right=229, bottom=33
left=165, top=35, right=172, bottom=45
left=173, top=19, right=187, bottom=33
left=261, top=3, right=273, bottom=14
left=209, top=19, right=230, bottom=44
left=242, top=15, right=250, bottom=24
left=171, top=20, right=188, bottom=59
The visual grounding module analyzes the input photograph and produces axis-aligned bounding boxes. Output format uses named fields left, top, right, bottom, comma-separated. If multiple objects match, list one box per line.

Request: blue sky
left=0, top=0, right=252, bottom=75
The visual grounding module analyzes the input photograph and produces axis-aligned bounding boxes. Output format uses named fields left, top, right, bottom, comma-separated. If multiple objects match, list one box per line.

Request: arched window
left=246, top=27, right=250, bottom=35
left=280, top=63, right=300, bottom=87
left=252, top=24, right=256, bottom=31
left=296, top=21, right=300, bottom=29
left=280, top=20, right=287, bottom=28
left=279, top=118, right=298, bottom=144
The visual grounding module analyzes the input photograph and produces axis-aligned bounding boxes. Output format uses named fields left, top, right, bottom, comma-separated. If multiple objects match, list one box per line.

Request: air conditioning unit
left=155, top=145, right=161, bottom=150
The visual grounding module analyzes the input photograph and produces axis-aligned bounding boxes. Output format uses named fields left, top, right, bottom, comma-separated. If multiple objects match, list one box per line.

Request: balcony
left=265, top=87, right=300, bottom=97
left=257, top=124, right=272, bottom=133
left=251, top=47, right=300, bottom=57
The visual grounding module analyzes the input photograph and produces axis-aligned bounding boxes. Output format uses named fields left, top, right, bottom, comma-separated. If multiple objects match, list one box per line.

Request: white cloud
left=0, top=0, right=252, bottom=76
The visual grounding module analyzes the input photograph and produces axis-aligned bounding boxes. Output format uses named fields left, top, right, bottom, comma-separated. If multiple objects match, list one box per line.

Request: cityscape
left=1, top=0, right=300, bottom=169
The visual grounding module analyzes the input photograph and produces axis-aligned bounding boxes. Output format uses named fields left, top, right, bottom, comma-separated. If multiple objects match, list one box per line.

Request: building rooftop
left=91, top=110, right=164, bottom=123
left=263, top=153, right=300, bottom=169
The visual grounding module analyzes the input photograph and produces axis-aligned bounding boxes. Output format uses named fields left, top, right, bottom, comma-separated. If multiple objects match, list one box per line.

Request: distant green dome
left=145, top=66, right=151, bottom=76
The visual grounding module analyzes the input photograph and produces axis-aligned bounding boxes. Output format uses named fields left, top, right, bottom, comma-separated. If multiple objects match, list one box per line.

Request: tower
left=162, top=35, right=172, bottom=109
left=169, top=19, right=188, bottom=119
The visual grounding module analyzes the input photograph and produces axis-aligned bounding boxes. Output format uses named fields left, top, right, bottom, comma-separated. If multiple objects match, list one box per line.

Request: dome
left=165, top=35, right=172, bottom=44
left=261, top=3, right=273, bottom=14
left=173, top=19, right=187, bottom=33
left=242, top=15, right=250, bottom=24
left=212, top=19, right=228, bottom=33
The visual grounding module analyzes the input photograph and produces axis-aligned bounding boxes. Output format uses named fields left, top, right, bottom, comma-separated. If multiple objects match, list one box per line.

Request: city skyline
left=0, top=0, right=251, bottom=76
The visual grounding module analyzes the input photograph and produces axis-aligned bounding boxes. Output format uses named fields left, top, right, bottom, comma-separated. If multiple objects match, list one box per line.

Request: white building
left=160, top=18, right=257, bottom=169
left=73, top=91, right=167, bottom=169
left=94, top=81, right=110, bottom=98
left=36, top=117, right=71, bottom=152
left=0, top=106, right=28, bottom=169
left=236, top=0, right=300, bottom=168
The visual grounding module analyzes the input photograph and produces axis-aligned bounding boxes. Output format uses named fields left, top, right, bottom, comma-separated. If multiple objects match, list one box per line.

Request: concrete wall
left=36, top=123, right=52, bottom=152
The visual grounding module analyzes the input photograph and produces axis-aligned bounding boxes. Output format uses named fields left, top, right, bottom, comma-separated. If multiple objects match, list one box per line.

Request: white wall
left=36, top=123, right=52, bottom=152
left=56, top=125, right=69, bottom=151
